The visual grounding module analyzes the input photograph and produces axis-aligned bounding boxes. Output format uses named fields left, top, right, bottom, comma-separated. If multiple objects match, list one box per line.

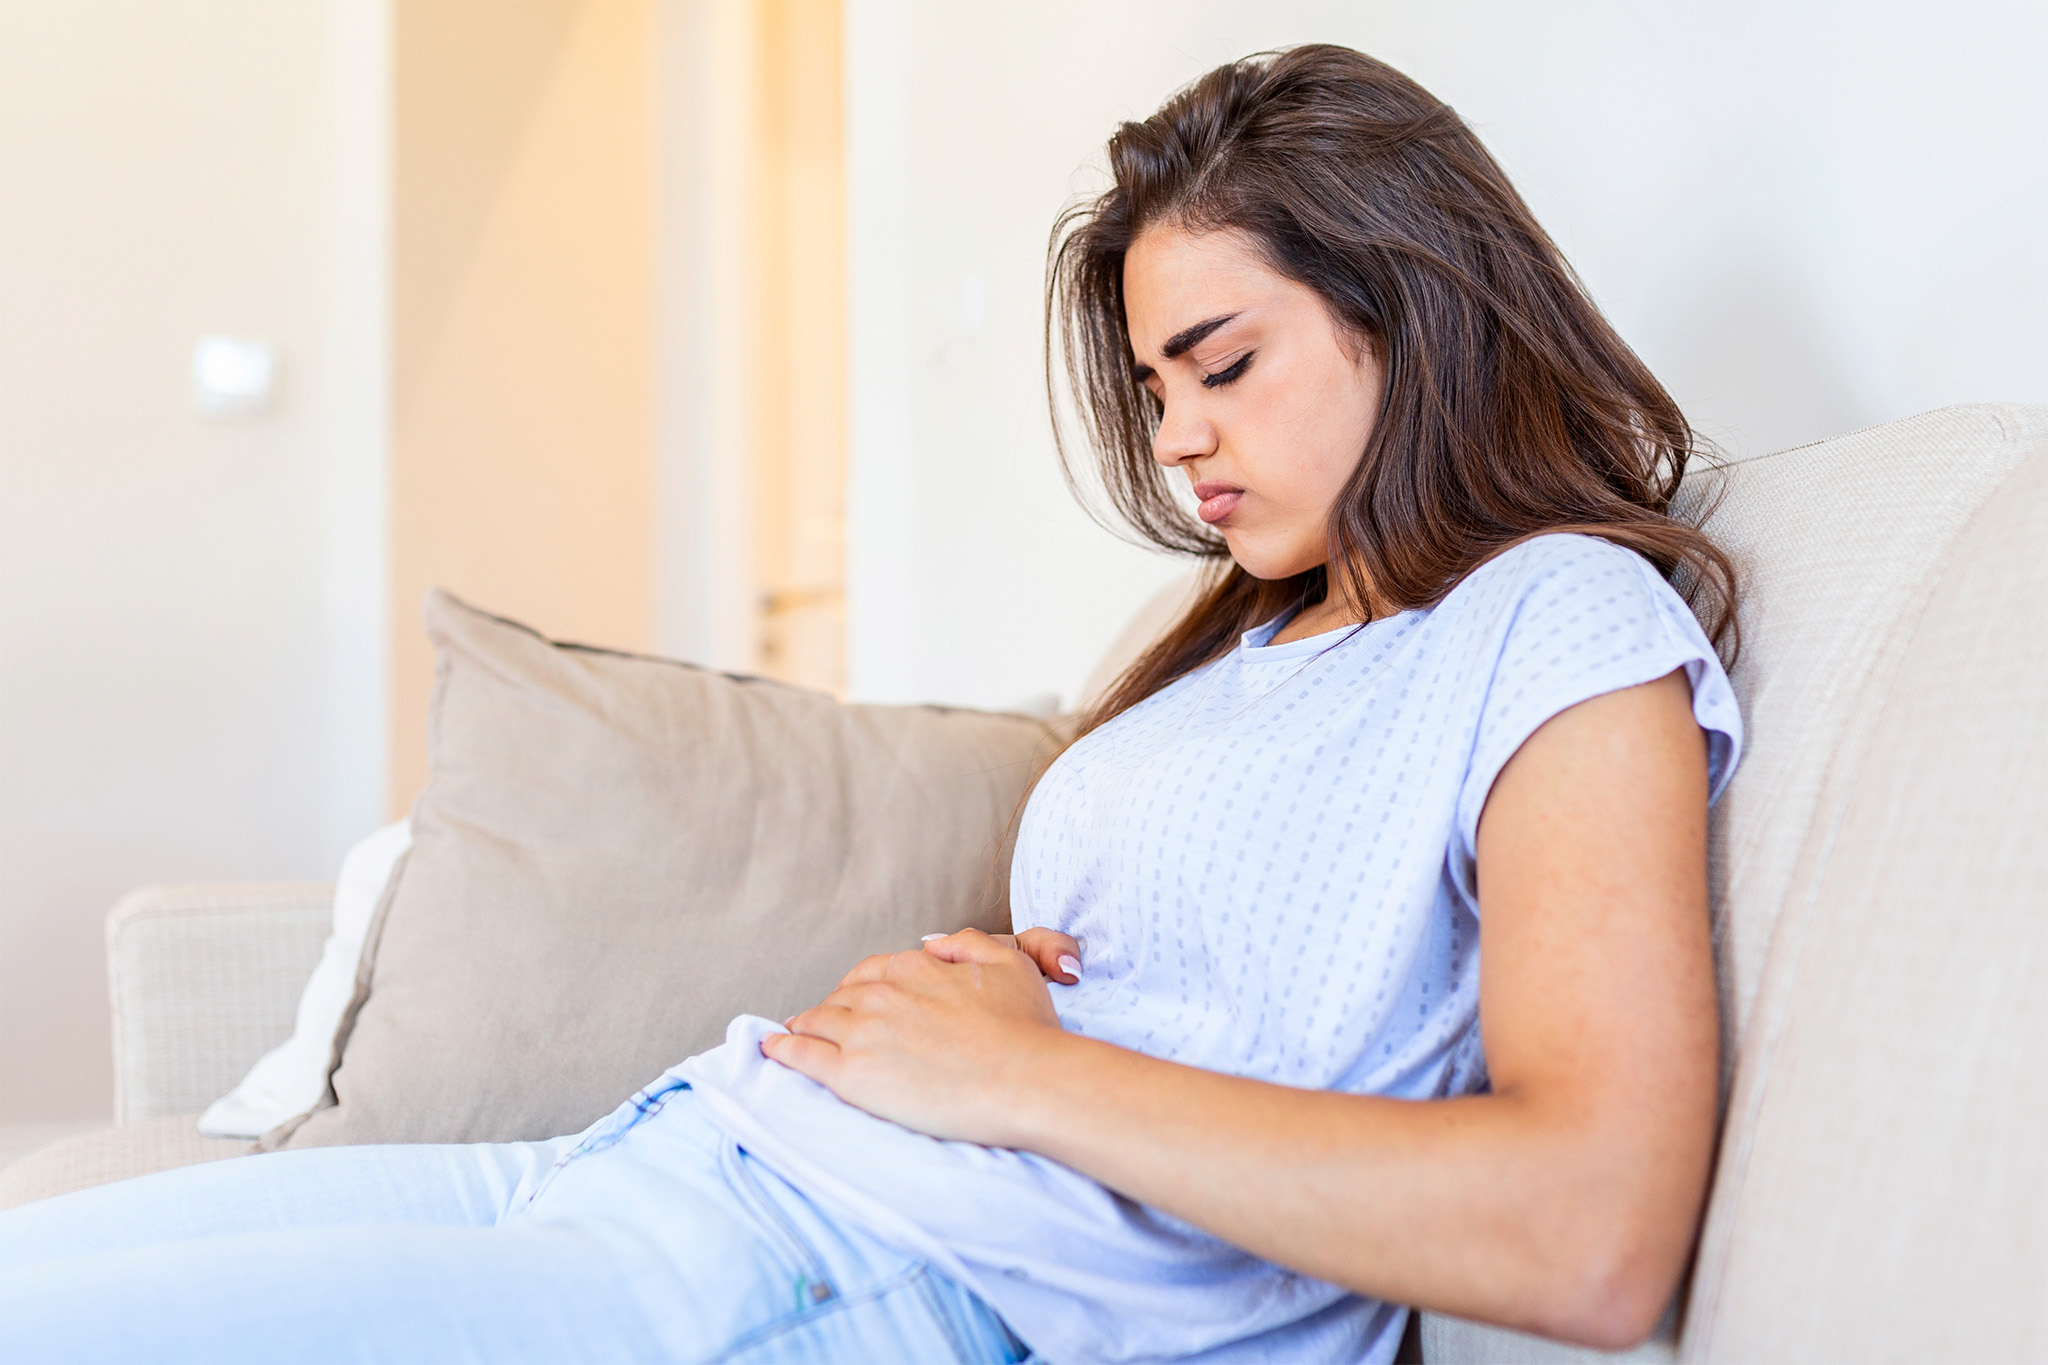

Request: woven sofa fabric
left=108, top=885, right=332, bottom=1125
left=1418, top=403, right=2047, bottom=1365
left=1682, top=411, right=2048, bottom=1363
left=1672, top=405, right=2041, bottom=1055
left=0, top=1115, right=249, bottom=1212
left=271, top=589, right=1063, bottom=1148
left=1420, top=1314, right=1675, bottom=1365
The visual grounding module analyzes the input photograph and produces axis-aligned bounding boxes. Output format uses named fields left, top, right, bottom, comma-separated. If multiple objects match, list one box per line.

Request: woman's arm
left=763, top=670, right=1717, bottom=1349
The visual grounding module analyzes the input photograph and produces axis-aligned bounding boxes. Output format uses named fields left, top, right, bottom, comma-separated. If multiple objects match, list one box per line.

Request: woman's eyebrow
left=1130, top=312, right=1241, bottom=382
left=1161, top=313, right=1239, bottom=360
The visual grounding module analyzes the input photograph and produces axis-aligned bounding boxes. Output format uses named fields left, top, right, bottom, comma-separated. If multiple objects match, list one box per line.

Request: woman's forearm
left=992, top=1027, right=1691, bottom=1349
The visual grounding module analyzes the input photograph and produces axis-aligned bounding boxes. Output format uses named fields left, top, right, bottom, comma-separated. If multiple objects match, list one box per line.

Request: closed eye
left=1201, top=352, right=1255, bottom=389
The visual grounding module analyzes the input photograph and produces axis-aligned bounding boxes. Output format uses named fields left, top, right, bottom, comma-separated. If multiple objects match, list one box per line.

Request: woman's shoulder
left=1437, top=529, right=1743, bottom=804
left=1438, top=532, right=1689, bottom=636
left=1464, top=529, right=1658, bottom=588
left=1421, top=530, right=1732, bottom=729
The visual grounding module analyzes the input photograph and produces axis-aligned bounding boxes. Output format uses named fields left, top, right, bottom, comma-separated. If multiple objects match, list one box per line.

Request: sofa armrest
left=106, top=883, right=331, bottom=1125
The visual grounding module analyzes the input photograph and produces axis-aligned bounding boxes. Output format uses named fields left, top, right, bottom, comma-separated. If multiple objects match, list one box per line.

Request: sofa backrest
left=1674, top=405, right=2041, bottom=1054
left=1677, top=403, right=2048, bottom=1360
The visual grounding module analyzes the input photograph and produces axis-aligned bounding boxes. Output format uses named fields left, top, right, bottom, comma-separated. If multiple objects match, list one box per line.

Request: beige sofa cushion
left=268, top=590, right=1061, bottom=1149
left=1424, top=403, right=2048, bottom=1363
left=1680, top=405, right=2043, bottom=1054
left=0, top=1116, right=248, bottom=1211
left=108, top=884, right=331, bottom=1124
left=1681, top=410, right=2048, bottom=1361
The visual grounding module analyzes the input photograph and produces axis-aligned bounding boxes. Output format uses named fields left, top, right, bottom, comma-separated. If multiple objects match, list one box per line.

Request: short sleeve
left=1450, top=535, right=1743, bottom=905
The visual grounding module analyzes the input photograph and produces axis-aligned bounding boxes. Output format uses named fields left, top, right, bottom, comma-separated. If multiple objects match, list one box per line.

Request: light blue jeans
left=0, top=1075, right=1032, bottom=1363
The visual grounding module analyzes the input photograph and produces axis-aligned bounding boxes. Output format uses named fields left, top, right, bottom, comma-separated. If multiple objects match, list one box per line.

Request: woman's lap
left=0, top=1080, right=1028, bottom=1363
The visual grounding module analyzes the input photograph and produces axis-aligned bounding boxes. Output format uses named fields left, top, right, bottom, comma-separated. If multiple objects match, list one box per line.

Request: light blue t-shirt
left=681, top=533, right=1743, bottom=1365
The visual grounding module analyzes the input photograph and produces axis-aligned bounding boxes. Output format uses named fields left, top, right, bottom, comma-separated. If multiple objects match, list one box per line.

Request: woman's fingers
left=759, top=1028, right=840, bottom=1083
left=784, top=1000, right=860, bottom=1041
left=920, top=925, right=1083, bottom=982
left=1015, top=927, right=1083, bottom=984
left=919, top=928, right=1020, bottom=966
left=922, top=931, right=1018, bottom=962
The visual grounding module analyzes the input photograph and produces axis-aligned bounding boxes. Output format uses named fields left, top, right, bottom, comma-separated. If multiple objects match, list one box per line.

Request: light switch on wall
left=192, top=336, right=279, bottom=418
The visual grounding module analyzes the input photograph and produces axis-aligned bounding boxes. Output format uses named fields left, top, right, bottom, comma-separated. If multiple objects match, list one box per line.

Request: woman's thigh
left=0, top=1135, right=571, bottom=1270
left=0, top=1218, right=671, bottom=1364
left=0, top=1082, right=1027, bottom=1363
left=0, top=1214, right=1021, bottom=1365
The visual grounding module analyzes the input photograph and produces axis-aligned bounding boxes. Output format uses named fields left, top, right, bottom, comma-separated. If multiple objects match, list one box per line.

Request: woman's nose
left=1151, top=400, right=1218, bottom=468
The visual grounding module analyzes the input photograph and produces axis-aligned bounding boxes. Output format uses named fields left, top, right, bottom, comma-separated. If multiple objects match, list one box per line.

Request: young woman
left=0, top=45, right=1740, bottom=1365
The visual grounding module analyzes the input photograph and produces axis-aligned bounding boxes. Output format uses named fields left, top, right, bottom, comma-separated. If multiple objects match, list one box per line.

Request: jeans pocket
left=718, top=1139, right=839, bottom=1312
left=715, top=1263, right=1031, bottom=1365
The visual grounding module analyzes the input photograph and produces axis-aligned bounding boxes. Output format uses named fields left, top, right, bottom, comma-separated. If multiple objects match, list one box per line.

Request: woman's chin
left=1224, top=538, right=1325, bottom=583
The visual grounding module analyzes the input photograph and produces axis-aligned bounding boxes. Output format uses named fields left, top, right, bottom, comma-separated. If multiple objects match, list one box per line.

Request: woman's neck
left=1267, top=578, right=1377, bottom=646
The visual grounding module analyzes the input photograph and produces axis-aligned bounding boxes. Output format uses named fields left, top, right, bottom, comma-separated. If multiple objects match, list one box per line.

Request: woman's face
left=1123, top=225, right=1383, bottom=582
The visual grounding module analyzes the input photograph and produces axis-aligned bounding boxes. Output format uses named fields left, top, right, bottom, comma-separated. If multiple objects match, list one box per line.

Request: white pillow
left=198, top=819, right=412, bottom=1139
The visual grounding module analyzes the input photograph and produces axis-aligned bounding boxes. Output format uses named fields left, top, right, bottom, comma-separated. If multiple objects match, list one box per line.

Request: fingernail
left=921, top=933, right=946, bottom=942
left=1057, top=954, right=1082, bottom=978
left=782, top=1016, right=795, bottom=1028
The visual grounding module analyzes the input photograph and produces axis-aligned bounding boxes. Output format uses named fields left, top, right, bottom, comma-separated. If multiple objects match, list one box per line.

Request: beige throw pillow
left=266, top=589, right=1062, bottom=1148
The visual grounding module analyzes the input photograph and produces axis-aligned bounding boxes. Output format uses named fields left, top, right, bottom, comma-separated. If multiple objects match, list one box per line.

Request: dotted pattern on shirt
left=1013, top=533, right=1743, bottom=1100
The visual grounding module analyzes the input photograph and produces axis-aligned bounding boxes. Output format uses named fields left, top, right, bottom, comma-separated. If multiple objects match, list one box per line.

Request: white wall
left=844, top=0, right=2048, bottom=711
left=0, top=0, right=388, bottom=1123
left=656, top=0, right=762, bottom=674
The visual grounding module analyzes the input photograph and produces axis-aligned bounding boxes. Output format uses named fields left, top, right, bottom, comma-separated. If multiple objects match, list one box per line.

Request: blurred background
left=2, top=0, right=2044, bottom=1127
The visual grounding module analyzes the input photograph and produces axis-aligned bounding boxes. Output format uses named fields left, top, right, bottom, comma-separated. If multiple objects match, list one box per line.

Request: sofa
left=3, top=403, right=2043, bottom=1363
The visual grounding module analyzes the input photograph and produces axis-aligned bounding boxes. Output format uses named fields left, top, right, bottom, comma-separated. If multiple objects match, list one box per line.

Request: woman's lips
left=1193, top=481, right=1244, bottom=524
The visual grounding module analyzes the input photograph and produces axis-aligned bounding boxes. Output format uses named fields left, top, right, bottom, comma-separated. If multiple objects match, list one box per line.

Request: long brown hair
left=1048, top=45, right=1737, bottom=734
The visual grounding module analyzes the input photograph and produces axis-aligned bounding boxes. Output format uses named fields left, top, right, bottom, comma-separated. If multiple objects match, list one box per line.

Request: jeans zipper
left=518, top=1076, right=688, bottom=1212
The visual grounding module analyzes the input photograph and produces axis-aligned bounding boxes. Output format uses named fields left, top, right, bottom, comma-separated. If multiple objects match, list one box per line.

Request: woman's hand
left=962, top=926, right=1084, bottom=985
left=758, top=928, right=1078, bottom=1145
